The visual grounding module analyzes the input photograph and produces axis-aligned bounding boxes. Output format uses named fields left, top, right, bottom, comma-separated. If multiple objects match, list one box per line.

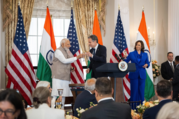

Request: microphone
left=115, top=54, right=121, bottom=62
left=119, top=54, right=124, bottom=60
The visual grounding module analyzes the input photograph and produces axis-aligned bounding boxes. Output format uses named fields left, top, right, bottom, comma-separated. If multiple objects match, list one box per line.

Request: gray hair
left=157, top=102, right=179, bottom=119
left=36, top=81, right=50, bottom=88
left=85, top=78, right=96, bottom=91
left=60, top=38, right=69, bottom=46
left=32, top=87, right=51, bottom=109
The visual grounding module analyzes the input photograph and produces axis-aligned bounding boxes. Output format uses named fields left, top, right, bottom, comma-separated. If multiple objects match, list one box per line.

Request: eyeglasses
left=0, top=108, right=15, bottom=117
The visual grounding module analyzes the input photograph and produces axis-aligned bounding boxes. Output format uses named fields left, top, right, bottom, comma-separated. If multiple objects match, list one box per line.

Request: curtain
left=73, top=0, right=106, bottom=64
left=3, top=0, right=35, bottom=83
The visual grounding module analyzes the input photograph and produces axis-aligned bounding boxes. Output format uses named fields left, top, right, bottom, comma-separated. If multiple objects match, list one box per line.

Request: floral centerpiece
left=152, top=60, right=160, bottom=79
left=136, top=100, right=159, bottom=118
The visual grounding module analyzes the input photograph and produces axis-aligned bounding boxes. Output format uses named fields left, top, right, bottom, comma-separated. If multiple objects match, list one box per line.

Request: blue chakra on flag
left=144, top=49, right=151, bottom=62
left=46, top=50, right=54, bottom=65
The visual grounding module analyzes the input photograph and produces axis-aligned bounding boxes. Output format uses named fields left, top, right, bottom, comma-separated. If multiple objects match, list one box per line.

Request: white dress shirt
left=92, top=44, right=99, bottom=58
left=55, top=49, right=77, bottom=64
left=26, top=103, right=65, bottom=119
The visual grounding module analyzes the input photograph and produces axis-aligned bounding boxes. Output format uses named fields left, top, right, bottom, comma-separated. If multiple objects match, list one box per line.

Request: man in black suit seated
left=161, top=52, right=176, bottom=81
left=86, top=35, right=107, bottom=78
left=73, top=78, right=97, bottom=117
left=80, top=77, right=132, bottom=119
left=172, top=56, right=179, bottom=101
left=143, top=80, right=173, bottom=119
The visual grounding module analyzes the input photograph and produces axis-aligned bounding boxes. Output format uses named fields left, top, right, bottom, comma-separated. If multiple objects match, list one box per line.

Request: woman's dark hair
left=134, top=40, right=145, bottom=52
left=0, top=89, right=27, bottom=119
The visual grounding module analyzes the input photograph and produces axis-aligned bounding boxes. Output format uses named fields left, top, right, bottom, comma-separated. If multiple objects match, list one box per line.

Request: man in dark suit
left=161, top=52, right=176, bottom=81
left=80, top=77, right=132, bottom=119
left=73, top=78, right=97, bottom=117
left=172, top=56, right=179, bottom=101
left=143, top=80, right=173, bottom=119
left=86, top=35, right=107, bottom=78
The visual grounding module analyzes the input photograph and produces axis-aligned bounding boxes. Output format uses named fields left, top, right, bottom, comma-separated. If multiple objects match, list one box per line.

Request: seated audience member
left=0, top=89, right=27, bottom=119
left=80, top=77, right=132, bottom=119
left=172, top=56, right=179, bottom=101
left=73, top=78, right=97, bottom=117
left=36, top=81, right=62, bottom=108
left=36, top=81, right=52, bottom=93
left=26, top=87, right=65, bottom=119
left=143, top=80, right=173, bottom=119
left=156, top=102, right=179, bottom=119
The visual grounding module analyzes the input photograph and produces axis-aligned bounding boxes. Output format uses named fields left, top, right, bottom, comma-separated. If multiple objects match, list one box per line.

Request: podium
left=96, top=63, right=136, bottom=101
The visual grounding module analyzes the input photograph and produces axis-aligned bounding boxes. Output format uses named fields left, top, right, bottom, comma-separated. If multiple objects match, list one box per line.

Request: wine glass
left=56, top=89, right=63, bottom=109
left=57, top=89, right=63, bottom=96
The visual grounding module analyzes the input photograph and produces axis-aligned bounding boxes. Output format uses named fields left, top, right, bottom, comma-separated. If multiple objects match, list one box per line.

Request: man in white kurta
left=51, top=38, right=83, bottom=108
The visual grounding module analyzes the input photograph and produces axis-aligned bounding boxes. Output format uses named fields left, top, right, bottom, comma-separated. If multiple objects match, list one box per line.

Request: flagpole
left=71, top=0, right=73, bottom=9
left=142, top=6, right=144, bottom=11
left=118, top=5, right=120, bottom=10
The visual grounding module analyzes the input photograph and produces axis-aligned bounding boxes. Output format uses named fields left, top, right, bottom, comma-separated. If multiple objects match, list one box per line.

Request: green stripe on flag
left=86, top=60, right=92, bottom=80
left=36, top=53, right=52, bottom=86
left=145, top=71, right=155, bottom=101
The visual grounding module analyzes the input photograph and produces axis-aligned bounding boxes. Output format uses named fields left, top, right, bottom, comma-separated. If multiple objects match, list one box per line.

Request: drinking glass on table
left=56, top=89, right=63, bottom=109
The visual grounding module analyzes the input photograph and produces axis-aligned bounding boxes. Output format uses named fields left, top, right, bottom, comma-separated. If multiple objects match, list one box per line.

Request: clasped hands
left=76, top=52, right=93, bottom=59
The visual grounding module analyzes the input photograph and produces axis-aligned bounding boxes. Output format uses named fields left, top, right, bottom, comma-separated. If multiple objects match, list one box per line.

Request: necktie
left=92, top=48, right=95, bottom=56
left=170, top=63, right=174, bottom=72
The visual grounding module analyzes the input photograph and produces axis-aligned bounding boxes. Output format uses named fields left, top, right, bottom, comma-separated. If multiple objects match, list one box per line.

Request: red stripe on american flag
left=8, top=60, right=32, bottom=93
left=5, top=69, right=32, bottom=105
left=24, top=53, right=35, bottom=74
left=71, top=50, right=84, bottom=84
left=112, top=49, right=119, bottom=61
left=6, top=78, right=12, bottom=88
left=71, top=63, right=84, bottom=83
left=71, top=72, right=77, bottom=84
left=12, top=50, right=36, bottom=88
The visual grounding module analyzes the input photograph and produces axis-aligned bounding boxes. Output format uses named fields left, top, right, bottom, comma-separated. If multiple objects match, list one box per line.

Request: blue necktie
left=92, top=48, right=95, bottom=56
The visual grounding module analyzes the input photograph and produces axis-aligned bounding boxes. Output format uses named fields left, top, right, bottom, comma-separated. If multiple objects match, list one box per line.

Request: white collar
left=33, top=103, right=50, bottom=109
left=98, top=97, right=114, bottom=103
left=86, top=90, right=92, bottom=94
left=94, top=43, right=99, bottom=50
left=168, top=60, right=173, bottom=64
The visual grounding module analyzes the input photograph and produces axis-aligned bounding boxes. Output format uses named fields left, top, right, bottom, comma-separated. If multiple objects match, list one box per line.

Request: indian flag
left=36, top=7, right=57, bottom=85
left=137, top=11, right=155, bottom=101
left=86, top=10, right=103, bottom=80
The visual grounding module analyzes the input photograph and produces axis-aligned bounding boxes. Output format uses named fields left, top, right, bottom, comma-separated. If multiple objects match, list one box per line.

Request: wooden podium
left=96, top=63, right=136, bottom=102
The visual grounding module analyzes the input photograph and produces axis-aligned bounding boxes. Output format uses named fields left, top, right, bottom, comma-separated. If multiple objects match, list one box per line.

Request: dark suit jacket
left=80, top=99, right=132, bottom=119
left=89, top=44, right=107, bottom=78
left=73, top=90, right=97, bottom=117
left=124, top=51, right=150, bottom=80
left=143, top=99, right=172, bottom=119
left=172, top=64, right=179, bottom=92
left=161, top=61, right=175, bottom=80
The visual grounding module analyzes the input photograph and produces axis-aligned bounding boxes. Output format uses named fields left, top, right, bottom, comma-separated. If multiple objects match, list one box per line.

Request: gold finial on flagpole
left=46, top=0, right=49, bottom=7
left=142, top=6, right=144, bottom=11
left=18, top=0, right=20, bottom=5
left=71, top=0, right=73, bottom=8
left=118, top=5, right=120, bottom=10
left=95, top=3, right=97, bottom=10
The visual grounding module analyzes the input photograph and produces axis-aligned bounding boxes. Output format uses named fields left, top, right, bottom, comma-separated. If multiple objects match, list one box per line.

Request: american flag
left=67, top=9, right=84, bottom=84
left=5, top=6, right=36, bottom=105
left=110, top=10, right=130, bottom=101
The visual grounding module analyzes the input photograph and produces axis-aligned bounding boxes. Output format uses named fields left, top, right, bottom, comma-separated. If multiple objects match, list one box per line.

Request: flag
left=36, top=7, right=57, bottom=86
left=109, top=10, right=130, bottom=101
left=67, top=9, right=84, bottom=84
left=86, top=10, right=103, bottom=80
left=137, top=11, right=155, bottom=101
left=5, top=5, right=36, bottom=105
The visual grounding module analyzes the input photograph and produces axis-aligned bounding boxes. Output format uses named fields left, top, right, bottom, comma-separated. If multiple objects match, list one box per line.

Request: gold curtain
left=3, top=0, right=34, bottom=83
left=73, top=0, right=106, bottom=64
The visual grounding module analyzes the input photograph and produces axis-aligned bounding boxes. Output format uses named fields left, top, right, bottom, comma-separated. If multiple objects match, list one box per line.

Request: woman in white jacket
left=26, top=87, right=65, bottom=119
